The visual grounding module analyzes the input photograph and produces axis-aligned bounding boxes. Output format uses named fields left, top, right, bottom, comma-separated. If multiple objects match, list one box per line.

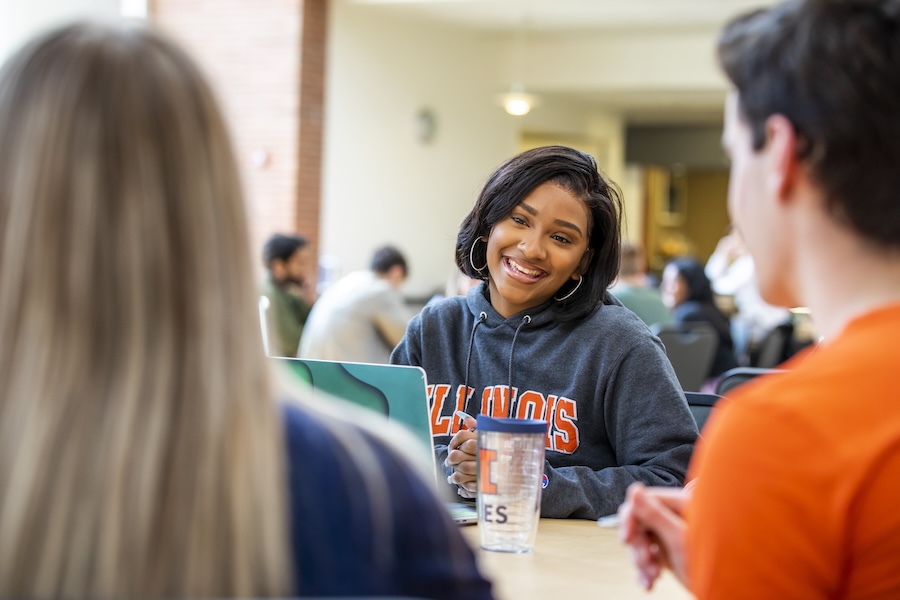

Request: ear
left=763, top=114, right=801, bottom=203
left=575, top=248, right=594, bottom=279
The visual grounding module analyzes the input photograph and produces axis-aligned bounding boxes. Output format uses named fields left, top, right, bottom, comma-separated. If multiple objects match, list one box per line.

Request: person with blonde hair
left=0, top=21, right=491, bottom=599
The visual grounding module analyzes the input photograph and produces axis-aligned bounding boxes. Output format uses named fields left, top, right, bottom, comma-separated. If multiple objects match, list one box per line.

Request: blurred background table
left=461, top=518, right=693, bottom=600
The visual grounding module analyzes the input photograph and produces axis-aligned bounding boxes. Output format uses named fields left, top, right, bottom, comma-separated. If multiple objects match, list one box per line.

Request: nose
left=518, top=231, right=546, bottom=260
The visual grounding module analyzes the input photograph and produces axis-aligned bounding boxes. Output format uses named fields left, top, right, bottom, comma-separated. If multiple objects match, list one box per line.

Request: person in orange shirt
left=618, top=0, right=900, bottom=597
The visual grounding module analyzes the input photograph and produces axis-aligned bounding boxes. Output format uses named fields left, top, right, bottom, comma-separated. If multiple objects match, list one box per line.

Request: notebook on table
left=272, top=357, right=478, bottom=525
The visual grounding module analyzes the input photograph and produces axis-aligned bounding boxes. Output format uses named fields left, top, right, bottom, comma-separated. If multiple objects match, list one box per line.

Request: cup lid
left=476, top=415, right=548, bottom=434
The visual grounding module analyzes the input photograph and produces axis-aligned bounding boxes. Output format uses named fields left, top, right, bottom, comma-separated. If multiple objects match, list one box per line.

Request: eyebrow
left=518, top=202, right=584, bottom=237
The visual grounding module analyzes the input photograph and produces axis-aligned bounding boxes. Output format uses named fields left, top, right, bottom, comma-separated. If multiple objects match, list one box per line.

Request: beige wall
left=322, top=3, right=518, bottom=296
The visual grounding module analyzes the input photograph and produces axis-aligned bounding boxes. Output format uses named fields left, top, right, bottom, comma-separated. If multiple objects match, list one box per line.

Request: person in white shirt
left=299, top=245, right=412, bottom=363
left=705, top=227, right=790, bottom=363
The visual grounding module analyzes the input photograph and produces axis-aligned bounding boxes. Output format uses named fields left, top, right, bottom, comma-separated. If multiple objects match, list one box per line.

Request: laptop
left=272, top=357, right=478, bottom=525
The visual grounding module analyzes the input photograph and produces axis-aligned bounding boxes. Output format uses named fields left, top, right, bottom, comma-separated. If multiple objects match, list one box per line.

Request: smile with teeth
left=505, top=257, right=545, bottom=280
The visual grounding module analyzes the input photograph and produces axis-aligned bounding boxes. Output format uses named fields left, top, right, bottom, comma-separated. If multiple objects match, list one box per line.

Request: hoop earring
left=469, top=238, right=487, bottom=273
left=554, top=275, right=583, bottom=302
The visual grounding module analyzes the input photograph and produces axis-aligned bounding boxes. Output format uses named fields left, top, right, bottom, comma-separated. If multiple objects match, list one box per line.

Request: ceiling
left=345, top=0, right=779, bottom=126
left=347, top=0, right=776, bottom=33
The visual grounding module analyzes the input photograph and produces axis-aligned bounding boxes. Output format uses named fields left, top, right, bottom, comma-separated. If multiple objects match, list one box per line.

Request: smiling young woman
left=392, top=145, right=699, bottom=520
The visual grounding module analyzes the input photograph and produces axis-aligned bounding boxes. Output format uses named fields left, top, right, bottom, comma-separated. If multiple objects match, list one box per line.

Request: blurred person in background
left=0, top=22, right=491, bottom=599
left=260, top=233, right=315, bottom=357
left=661, top=257, right=739, bottom=390
left=705, top=225, right=791, bottom=364
left=620, top=0, right=900, bottom=596
left=610, top=241, right=671, bottom=327
left=299, top=245, right=412, bottom=363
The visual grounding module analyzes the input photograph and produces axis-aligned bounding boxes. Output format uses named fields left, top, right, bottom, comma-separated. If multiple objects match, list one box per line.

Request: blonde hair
left=0, top=22, right=291, bottom=597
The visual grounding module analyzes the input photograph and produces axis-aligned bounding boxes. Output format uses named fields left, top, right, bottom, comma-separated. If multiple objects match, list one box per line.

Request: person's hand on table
left=446, top=413, right=478, bottom=498
left=618, top=482, right=691, bottom=591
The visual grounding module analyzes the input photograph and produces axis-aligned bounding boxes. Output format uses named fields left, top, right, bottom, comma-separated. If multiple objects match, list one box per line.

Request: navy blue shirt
left=282, top=403, right=493, bottom=598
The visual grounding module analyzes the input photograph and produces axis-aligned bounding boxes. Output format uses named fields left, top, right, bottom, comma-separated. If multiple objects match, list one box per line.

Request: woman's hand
left=446, top=414, right=478, bottom=498
left=618, top=482, right=691, bottom=591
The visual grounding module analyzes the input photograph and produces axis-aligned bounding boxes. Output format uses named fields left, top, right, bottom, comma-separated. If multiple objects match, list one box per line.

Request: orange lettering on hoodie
left=515, top=390, right=546, bottom=420
left=430, top=384, right=452, bottom=436
left=480, top=386, right=511, bottom=418
left=552, top=397, right=579, bottom=454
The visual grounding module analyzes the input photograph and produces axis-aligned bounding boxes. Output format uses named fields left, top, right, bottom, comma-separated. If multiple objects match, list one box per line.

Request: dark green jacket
left=261, top=277, right=311, bottom=356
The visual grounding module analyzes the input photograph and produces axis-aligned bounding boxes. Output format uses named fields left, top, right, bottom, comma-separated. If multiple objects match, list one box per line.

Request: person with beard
left=261, top=233, right=315, bottom=356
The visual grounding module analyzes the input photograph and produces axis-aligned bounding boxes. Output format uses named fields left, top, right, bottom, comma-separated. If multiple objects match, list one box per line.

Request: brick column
left=296, top=0, right=326, bottom=249
left=151, top=0, right=326, bottom=283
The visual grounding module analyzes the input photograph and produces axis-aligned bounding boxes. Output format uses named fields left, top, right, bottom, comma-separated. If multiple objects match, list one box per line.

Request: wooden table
left=461, top=519, right=693, bottom=600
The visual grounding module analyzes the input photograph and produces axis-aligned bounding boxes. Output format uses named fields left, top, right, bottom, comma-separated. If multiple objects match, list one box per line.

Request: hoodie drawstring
left=507, top=315, right=532, bottom=416
left=463, top=312, right=533, bottom=419
left=462, top=311, right=487, bottom=412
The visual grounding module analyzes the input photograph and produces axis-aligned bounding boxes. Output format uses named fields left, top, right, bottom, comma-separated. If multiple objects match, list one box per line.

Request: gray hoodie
left=391, top=283, right=697, bottom=520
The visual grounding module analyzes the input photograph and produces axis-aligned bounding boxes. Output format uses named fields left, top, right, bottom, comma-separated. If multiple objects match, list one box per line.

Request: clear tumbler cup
left=476, top=415, right=548, bottom=553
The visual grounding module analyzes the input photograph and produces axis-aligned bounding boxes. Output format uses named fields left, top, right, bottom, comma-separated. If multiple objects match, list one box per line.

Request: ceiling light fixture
left=500, top=84, right=538, bottom=116
left=499, top=11, right=539, bottom=117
